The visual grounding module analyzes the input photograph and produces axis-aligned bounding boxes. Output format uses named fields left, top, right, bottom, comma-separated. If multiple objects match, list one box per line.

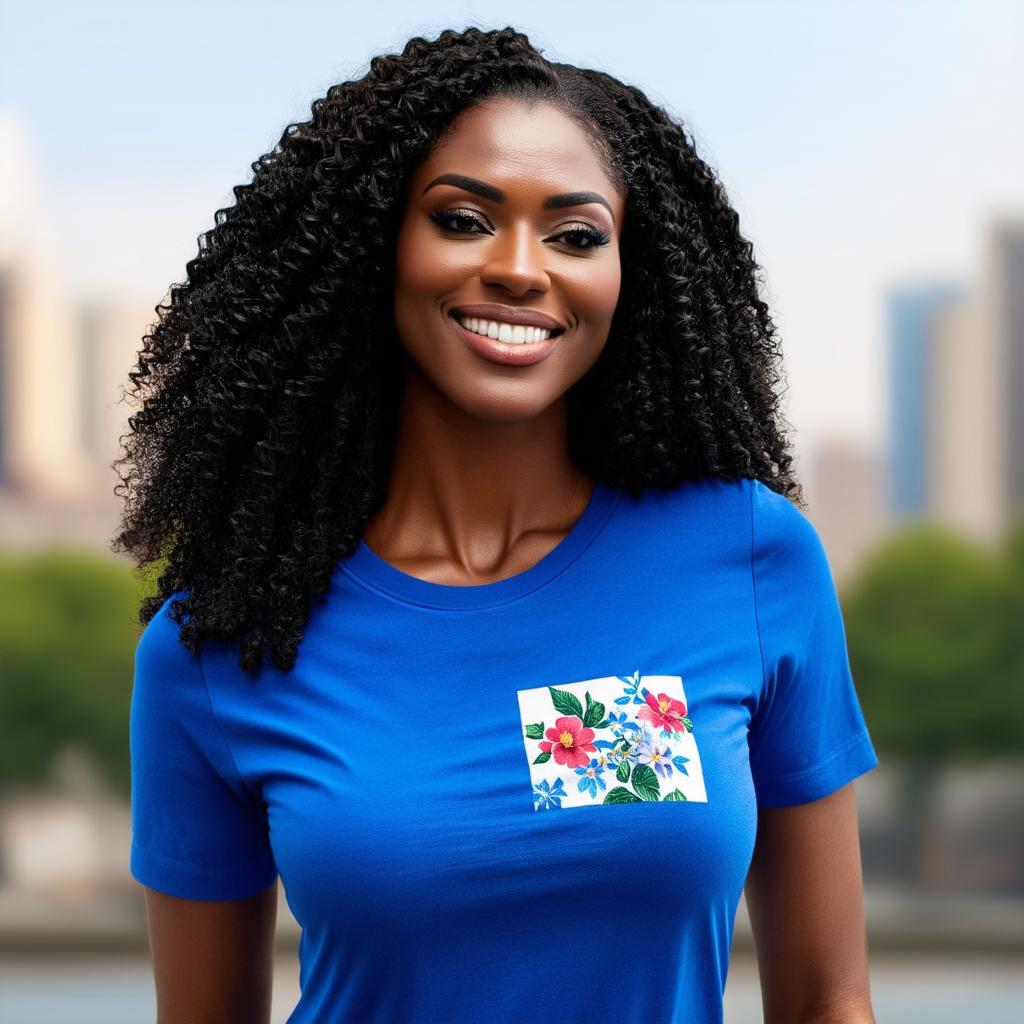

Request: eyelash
left=429, top=209, right=612, bottom=251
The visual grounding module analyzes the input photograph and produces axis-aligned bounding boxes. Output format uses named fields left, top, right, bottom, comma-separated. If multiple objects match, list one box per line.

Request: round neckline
left=340, top=480, right=622, bottom=610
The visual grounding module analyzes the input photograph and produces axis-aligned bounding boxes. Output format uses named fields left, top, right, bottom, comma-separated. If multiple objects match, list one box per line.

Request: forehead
left=410, top=98, right=621, bottom=202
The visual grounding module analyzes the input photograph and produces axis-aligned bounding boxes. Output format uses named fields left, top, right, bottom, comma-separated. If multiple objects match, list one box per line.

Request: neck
left=362, top=364, right=592, bottom=572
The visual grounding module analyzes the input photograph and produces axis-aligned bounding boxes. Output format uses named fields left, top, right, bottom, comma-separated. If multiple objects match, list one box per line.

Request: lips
left=449, top=304, right=566, bottom=334
left=448, top=311, right=561, bottom=367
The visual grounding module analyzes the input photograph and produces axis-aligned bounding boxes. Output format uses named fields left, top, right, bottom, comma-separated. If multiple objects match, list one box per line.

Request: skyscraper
left=886, top=284, right=964, bottom=522
left=928, top=221, right=1024, bottom=542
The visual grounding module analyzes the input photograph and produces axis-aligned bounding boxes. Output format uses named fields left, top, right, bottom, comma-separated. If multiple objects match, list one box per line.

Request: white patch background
left=516, top=673, right=709, bottom=810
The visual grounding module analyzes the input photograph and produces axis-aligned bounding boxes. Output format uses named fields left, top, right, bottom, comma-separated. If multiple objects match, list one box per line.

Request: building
left=805, top=438, right=890, bottom=587
left=0, top=112, right=93, bottom=499
left=927, top=221, right=1024, bottom=544
left=0, top=112, right=154, bottom=553
left=886, top=283, right=963, bottom=523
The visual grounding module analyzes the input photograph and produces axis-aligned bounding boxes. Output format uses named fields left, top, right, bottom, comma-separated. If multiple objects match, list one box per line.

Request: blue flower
left=634, top=742, right=675, bottom=779
left=606, top=710, right=638, bottom=736
left=574, top=758, right=608, bottom=799
left=533, top=777, right=567, bottom=811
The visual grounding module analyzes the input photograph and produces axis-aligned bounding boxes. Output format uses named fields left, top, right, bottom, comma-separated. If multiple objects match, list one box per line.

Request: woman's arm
left=143, top=878, right=279, bottom=1024
left=743, top=782, right=875, bottom=1024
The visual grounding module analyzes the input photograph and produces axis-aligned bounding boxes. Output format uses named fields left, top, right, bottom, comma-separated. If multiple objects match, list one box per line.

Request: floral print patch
left=517, top=671, right=708, bottom=811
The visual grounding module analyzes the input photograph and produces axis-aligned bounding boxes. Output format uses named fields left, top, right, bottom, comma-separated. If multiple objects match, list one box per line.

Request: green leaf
left=532, top=751, right=552, bottom=764
left=615, top=760, right=631, bottom=783
left=548, top=686, right=584, bottom=719
left=524, top=722, right=545, bottom=739
left=582, top=691, right=606, bottom=729
left=603, top=786, right=643, bottom=804
left=631, top=763, right=661, bottom=802
left=663, top=789, right=688, bottom=801
left=681, top=716, right=693, bottom=732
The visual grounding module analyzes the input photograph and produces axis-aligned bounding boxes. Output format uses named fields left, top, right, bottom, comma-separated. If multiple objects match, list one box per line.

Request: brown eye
left=553, top=224, right=612, bottom=250
left=430, top=209, right=488, bottom=234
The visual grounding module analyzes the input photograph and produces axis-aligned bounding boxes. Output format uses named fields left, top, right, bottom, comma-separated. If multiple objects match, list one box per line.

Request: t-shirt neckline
left=339, top=480, right=622, bottom=610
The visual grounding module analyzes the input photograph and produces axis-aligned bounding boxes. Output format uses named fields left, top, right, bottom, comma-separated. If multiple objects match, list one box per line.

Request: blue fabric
left=129, top=476, right=878, bottom=1023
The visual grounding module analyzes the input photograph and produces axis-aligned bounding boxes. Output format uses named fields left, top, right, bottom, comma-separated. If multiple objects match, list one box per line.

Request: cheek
left=394, top=221, right=466, bottom=298
left=571, top=258, right=622, bottom=326
left=394, top=223, right=435, bottom=296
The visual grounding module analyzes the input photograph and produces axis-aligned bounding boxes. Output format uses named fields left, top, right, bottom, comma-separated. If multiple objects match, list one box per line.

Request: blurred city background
left=1, top=1, right=1022, bottom=1021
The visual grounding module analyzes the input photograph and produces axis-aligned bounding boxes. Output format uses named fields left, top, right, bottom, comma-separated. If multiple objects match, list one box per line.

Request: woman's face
left=393, top=96, right=626, bottom=424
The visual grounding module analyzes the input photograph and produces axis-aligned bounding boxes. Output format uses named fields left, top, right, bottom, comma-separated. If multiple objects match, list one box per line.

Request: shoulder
left=609, top=476, right=755, bottom=576
left=133, top=590, right=206, bottom=700
left=136, top=590, right=192, bottom=655
left=620, top=475, right=817, bottom=555
left=618, top=474, right=752, bottom=527
left=749, top=478, right=831, bottom=581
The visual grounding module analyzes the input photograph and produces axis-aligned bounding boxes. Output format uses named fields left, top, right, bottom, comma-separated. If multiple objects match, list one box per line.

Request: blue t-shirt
left=129, top=475, right=878, bottom=1024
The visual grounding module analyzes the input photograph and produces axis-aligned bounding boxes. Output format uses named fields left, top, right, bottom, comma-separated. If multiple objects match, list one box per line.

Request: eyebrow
left=420, top=173, right=615, bottom=224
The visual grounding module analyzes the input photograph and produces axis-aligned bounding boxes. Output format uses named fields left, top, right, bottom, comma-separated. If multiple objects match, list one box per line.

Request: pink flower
left=539, top=715, right=597, bottom=769
left=636, top=690, right=687, bottom=733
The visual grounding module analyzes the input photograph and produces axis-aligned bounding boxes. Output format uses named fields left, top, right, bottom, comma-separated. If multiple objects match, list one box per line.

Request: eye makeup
left=429, top=208, right=612, bottom=251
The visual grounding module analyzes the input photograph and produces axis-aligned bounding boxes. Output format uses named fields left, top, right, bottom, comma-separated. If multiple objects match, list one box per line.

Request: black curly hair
left=112, top=24, right=802, bottom=675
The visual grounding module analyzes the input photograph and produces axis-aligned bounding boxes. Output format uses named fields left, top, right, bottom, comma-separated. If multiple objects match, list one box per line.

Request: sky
left=2, top=0, right=1022, bottom=460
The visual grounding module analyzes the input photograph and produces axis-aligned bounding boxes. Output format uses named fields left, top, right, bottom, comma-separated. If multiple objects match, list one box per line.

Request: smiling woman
left=114, top=24, right=878, bottom=1024
left=392, top=98, right=624, bottom=390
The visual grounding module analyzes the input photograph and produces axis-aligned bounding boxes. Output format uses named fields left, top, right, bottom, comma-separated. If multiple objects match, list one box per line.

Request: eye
left=551, top=223, right=612, bottom=251
left=430, top=208, right=489, bottom=234
left=429, top=209, right=612, bottom=251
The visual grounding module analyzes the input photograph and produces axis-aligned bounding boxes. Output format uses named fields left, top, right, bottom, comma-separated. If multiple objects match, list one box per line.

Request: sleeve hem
left=754, top=729, right=879, bottom=808
left=130, top=842, right=278, bottom=901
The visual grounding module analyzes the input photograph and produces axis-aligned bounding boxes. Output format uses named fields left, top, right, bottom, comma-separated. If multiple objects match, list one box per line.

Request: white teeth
left=456, top=315, right=554, bottom=344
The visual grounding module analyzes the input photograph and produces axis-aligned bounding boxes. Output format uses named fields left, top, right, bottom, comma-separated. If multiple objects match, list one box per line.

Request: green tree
left=842, top=523, right=1021, bottom=758
left=840, top=517, right=1024, bottom=884
left=0, top=547, right=156, bottom=799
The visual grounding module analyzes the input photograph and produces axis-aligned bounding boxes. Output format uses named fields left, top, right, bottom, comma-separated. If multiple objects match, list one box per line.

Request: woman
left=116, top=25, right=878, bottom=1024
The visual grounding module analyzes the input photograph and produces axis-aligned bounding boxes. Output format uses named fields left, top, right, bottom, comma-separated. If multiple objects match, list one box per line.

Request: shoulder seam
left=749, top=479, right=769, bottom=704
left=195, top=643, right=258, bottom=801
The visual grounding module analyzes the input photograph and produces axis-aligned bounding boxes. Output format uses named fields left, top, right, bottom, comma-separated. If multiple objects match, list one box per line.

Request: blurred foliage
left=842, top=511, right=1024, bottom=760
left=0, top=547, right=162, bottom=800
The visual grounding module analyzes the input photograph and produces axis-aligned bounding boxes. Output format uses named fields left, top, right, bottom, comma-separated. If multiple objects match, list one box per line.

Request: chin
left=447, top=381, right=567, bottom=425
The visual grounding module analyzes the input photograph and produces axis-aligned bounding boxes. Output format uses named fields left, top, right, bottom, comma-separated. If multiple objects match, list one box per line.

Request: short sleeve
left=748, top=479, right=879, bottom=808
left=129, top=592, right=278, bottom=899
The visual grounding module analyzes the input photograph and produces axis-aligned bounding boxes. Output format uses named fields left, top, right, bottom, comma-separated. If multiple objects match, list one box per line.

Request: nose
left=478, top=221, right=551, bottom=296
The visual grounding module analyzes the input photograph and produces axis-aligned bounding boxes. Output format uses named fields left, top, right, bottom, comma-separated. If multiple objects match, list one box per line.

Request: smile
left=448, top=312, right=564, bottom=367
left=453, top=314, right=560, bottom=345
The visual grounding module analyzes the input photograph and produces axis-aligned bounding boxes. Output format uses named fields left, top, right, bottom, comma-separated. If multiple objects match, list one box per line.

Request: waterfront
left=1, top=952, right=1022, bottom=1023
